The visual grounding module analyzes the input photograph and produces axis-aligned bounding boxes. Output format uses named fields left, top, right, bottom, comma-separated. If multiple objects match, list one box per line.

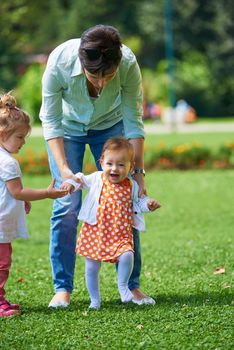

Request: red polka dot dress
left=76, top=174, right=133, bottom=263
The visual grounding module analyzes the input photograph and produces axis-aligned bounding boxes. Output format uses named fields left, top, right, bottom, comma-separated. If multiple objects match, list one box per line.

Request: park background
left=0, top=1, right=234, bottom=349
left=1, top=0, right=234, bottom=120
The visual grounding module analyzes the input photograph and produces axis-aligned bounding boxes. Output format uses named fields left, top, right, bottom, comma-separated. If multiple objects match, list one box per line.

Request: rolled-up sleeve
left=39, top=65, right=64, bottom=140
left=121, top=59, right=145, bottom=139
left=132, top=181, right=150, bottom=213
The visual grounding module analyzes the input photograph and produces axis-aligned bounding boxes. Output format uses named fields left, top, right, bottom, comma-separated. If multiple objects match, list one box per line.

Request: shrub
left=15, top=143, right=234, bottom=175
left=16, top=64, right=45, bottom=124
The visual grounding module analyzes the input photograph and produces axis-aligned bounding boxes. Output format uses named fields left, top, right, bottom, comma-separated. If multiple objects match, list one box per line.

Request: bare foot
left=48, top=291, right=70, bottom=308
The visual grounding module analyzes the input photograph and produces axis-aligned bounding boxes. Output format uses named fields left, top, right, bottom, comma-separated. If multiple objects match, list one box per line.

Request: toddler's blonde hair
left=0, top=92, right=31, bottom=139
left=101, top=137, right=135, bottom=164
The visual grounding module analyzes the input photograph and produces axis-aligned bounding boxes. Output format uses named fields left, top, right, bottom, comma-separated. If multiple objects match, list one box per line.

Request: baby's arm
left=61, top=171, right=98, bottom=192
left=136, top=195, right=161, bottom=213
left=147, top=198, right=161, bottom=211
left=6, top=177, right=68, bottom=201
left=60, top=177, right=83, bottom=193
left=133, top=180, right=161, bottom=213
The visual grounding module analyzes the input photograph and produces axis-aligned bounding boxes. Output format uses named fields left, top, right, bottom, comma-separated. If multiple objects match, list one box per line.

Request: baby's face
left=101, top=149, right=133, bottom=184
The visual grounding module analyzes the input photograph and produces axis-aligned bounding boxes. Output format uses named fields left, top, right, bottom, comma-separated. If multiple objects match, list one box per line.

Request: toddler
left=0, top=93, right=67, bottom=317
left=63, top=137, right=160, bottom=309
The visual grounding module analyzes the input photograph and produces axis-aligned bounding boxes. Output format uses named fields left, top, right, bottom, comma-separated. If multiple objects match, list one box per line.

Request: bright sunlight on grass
left=0, top=170, right=233, bottom=349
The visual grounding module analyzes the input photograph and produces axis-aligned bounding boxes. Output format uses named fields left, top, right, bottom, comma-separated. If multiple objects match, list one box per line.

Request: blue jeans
left=47, top=121, right=141, bottom=292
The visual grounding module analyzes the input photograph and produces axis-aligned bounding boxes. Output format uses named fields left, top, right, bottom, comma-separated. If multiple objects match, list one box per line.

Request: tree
left=1, top=0, right=234, bottom=115
left=137, top=0, right=234, bottom=115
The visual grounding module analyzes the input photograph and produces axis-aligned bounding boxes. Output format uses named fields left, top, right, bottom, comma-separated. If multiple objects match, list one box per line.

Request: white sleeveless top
left=0, top=147, right=28, bottom=243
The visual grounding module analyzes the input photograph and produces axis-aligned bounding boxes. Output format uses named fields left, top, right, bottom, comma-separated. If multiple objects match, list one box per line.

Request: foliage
left=0, top=170, right=233, bottom=349
left=0, top=0, right=26, bottom=90
left=123, top=36, right=143, bottom=57
left=144, top=142, right=233, bottom=170
left=1, top=0, right=234, bottom=116
left=16, top=64, right=45, bottom=123
left=142, top=61, right=170, bottom=106
left=213, top=142, right=234, bottom=168
left=175, top=52, right=214, bottom=115
left=102, top=0, right=234, bottom=115
left=15, top=150, right=49, bottom=175
left=15, top=142, right=234, bottom=175
left=142, top=52, right=214, bottom=115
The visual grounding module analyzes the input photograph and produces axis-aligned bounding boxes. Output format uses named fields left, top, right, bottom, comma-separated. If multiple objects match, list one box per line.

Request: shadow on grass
left=21, top=291, right=233, bottom=316
left=22, top=298, right=157, bottom=315
left=152, top=291, right=233, bottom=306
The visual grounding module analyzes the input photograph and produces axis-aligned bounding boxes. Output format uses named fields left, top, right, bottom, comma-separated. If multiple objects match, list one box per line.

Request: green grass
left=146, top=132, right=234, bottom=150
left=1, top=170, right=233, bottom=349
left=23, top=131, right=234, bottom=158
left=197, top=117, right=234, bottom=123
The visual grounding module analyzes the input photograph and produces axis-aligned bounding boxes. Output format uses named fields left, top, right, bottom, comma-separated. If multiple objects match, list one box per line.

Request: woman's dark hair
left=79, top=25, right=122, bottom=74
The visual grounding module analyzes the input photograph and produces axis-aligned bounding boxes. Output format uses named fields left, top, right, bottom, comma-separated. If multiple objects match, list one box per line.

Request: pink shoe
left=7, top=301, right=20, bottom=310
left=0, top=299, right=20, bottom=310
left=0, top=300, right=20, bottom=317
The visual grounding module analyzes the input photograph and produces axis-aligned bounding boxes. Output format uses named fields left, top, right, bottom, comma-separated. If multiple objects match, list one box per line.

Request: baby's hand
left=24, top=201, right=31, bottom=214
left=60, top=182, right=75, bottom=193
left=60, top=176, right=83, bottom=194
left=147, top=199, right=161, bottom=211
left=47, top=179, right=68, bottom=199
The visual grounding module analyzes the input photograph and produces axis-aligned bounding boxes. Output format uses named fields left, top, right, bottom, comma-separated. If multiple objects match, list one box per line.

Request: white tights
left=85, top=250, right=134, bottom=309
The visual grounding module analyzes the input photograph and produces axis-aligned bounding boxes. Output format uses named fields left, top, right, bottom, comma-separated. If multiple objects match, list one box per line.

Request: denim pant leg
left=47, top=140, right=85, bottom=293
left=47, top=120, right=142, bottom=292
left=88, top=122, right=142, bottom=290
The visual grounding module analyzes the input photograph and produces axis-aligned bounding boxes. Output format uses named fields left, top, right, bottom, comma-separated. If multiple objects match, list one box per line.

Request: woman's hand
left=60, top=177, right=83, bottom=193
left=60, top=167, right=76, bottom=182
left=60, top=168, right=83, bottom=194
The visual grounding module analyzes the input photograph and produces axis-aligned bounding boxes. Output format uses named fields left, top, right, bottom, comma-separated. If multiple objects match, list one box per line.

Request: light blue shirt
left=39, top=39, right=145, bottom=140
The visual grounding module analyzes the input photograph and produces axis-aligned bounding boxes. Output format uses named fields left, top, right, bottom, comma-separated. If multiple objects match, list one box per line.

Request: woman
left=40, top=24, right=155, bottom=307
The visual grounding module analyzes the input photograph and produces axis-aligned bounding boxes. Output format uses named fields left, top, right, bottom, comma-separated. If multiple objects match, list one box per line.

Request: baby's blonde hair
left=101, top=137, right=135, bottom=164
left=0, top=92, right=31, bottom=139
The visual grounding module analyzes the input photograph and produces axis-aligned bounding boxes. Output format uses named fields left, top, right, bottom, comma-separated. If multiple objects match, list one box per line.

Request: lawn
left=146, top=132, right=234, bottom=150
left=21, top=132, right=234, bottom=173
left=0, top=170, right=233, bottom=349
left=22, top=131, right=234, bottom=157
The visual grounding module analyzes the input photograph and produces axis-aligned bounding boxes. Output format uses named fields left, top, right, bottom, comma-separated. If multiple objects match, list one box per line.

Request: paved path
left=144, top=122, right=234, bottom=134
left=31, top=122, right=234, bottom=137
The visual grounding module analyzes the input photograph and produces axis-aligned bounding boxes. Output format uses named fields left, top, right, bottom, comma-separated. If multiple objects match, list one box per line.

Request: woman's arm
left=47, top=138, right=80, bottom=194
left=121, top=55, right=145, bottom=140
left=40, top=63, right=78, bottom=191
left=47, top=138, right=74, bottom=179
left=6, top=178, right=67, bottom=201
left=120, top=49, right=146, bottom=195
left=129, top=138, right=146, bottom=196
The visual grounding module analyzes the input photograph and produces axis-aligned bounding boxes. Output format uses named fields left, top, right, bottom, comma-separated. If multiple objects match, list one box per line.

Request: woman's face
left=84, top=68, right=117, bottom=89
